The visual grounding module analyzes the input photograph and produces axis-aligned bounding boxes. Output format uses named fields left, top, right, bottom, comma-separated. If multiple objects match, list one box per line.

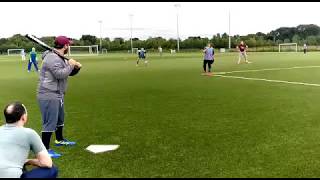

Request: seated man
left=0, top=102, right=58, bottom=178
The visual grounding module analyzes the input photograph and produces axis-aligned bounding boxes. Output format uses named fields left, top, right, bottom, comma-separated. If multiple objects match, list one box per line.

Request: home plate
left=86, top=145, right=120, bottom=154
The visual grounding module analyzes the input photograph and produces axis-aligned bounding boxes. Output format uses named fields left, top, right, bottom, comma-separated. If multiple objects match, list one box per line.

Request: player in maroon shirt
left=237, top=41, right=251, bottom=64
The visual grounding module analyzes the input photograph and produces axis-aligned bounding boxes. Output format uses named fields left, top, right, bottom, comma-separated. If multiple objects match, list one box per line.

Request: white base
left=86, top=145, right=120, bottom=154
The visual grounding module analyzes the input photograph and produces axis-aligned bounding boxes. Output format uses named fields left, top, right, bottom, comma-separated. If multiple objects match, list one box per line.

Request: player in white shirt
left=158, top=46, right=163, bottom=57
left=21, top=50, right=26, bottom=61
left=303, top=43, right=307, bottom=54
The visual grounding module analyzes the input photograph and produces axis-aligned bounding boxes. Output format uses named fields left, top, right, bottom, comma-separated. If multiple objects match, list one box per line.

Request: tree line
left=1, top=24, right=320, bottom=54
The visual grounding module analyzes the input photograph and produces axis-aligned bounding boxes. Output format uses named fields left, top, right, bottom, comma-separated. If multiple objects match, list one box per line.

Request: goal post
left=279, top=43, right=298, bottom=52
left=7, top=49, right=25, bottom=56
left=68, top=45, right=99, bottom=56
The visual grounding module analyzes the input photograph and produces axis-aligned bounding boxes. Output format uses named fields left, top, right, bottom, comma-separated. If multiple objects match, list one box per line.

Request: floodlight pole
left=174, top=4, right=180, bottom=52
left=129, top=14, right=134, bottom=54
left=228, top=11, right=231, bottom=49
left=273, top=32, right=280, bottom=52
left=98, top=20, right=102, bottom=54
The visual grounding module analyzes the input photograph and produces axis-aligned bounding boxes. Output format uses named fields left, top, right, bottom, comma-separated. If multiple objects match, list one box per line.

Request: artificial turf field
left=1, top=51, right=320, bottom=177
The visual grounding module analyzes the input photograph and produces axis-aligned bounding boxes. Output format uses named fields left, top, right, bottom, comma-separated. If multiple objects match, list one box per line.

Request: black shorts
left=204, top=60, right=214, bottom=64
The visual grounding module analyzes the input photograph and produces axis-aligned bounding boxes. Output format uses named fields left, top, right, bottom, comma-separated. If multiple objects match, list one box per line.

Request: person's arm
left=25, top=150, right=52, bottom=168
left=27, top=129, right=52, bottom=168
left=47, top=54, right=76, bottom=79
left=203, top=47, right=207, bottom=53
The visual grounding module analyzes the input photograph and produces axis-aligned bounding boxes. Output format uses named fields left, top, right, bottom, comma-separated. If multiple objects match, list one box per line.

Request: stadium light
left=174, top=3, right=181, bottom=52
left=129, top=14, right=134, bottom=54
left=98, top=20, right=103, bottom=54
left=228, top=11, right=231, bottom=49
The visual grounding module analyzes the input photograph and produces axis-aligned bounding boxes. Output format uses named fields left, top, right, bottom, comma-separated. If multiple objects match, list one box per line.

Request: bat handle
left=52, top=49, right=70, bottom=61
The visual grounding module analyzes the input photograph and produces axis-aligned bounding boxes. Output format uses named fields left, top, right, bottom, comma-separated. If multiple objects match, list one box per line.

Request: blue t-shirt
left=138, top=50, right=146, bottom=58
left=204, top=47, right=214, bottom=60
left=30, top=52, right=37, bottom=61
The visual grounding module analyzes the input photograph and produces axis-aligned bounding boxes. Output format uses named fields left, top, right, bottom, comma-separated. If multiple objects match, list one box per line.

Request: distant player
left=202, top=43, right=214, bottom=76
left=237, top=41, right=250, bottom=64
left=158, top=46, right=163, bottom=57
left=28, top=47, right=40, bottom=72
left=136, top=48, right=148, bottom=66
left=21, top=50, right=26, bottom=61
left=303, top=43, right=307, bottom=54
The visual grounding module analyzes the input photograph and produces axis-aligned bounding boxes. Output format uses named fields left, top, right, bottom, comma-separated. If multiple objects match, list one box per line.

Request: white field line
left=0, top=59, right=22, bottom=62
left=215, top=66, right=320, bottom=75
left=215, top=74, right=320, bottom=87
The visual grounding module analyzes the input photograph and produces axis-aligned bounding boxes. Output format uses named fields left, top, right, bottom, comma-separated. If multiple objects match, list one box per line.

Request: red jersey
left=238, top=44, right=247, bottom=52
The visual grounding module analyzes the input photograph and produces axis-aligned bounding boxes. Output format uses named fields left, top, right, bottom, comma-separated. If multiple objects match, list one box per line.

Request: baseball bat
left=25, top=34, right=81, bottom=76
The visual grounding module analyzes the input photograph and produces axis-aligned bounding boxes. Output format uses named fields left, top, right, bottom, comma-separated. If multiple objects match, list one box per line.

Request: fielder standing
left=202, top=43, right=215, bottom=76
left=237, top=41, right=250, bottom=64
left=21, top=50, right=26, bottom=61
left=303, top=43, right=307, bottom=54
left=158, top=46, right=163, bottom=57
left=28, top=47, right=40, bottom=72
left=136, top=48, right=148, bottom=66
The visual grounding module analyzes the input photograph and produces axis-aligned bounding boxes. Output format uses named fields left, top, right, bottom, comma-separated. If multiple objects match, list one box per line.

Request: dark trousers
left=21, top=166, right=58, bottom=178
left=28, top=60, right=39, bottom=71
left=203, top=60, right=214, bottom=72
left=304, top=49, right=307, bottom=54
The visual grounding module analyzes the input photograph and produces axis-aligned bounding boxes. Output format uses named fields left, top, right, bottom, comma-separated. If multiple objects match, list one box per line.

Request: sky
left=1, top=2, right=320, bottom=40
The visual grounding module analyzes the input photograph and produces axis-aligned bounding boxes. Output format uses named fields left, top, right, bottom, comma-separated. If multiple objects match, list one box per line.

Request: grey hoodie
left=37, top=51, right=74, bottom=100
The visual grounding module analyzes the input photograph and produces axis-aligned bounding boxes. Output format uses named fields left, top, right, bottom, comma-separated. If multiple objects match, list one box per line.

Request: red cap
left=55, top=36, right=73, bottom=46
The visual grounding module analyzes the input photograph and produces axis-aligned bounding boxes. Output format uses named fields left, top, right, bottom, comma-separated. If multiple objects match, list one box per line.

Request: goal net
left=8, top=49, right=25, bottom=56
left=279, top=43, right=297, bottom=52
left=68, top=45, right=99, bottom=56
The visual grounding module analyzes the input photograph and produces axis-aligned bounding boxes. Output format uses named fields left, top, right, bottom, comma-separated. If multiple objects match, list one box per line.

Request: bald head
left=3, top=102, right=27, bottom=124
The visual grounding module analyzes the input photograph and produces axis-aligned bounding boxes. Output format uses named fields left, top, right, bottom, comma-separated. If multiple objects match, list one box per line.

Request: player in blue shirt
left=202, top=43, right=214, bottom=76
left=28, top=47, right=40, bottom=72
left=136, top=48, right=148, bottom=66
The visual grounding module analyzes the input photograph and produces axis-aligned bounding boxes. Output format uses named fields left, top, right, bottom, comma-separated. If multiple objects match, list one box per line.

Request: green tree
left=291, top=34, right=300, bottom=43
left=80, top=35, right=97, bottom=45
left=306, top=36, right=317, bottom=45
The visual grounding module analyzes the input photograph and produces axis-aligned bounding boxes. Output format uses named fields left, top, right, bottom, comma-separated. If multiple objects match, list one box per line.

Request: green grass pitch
left=1, top=52, right=320, bottom=177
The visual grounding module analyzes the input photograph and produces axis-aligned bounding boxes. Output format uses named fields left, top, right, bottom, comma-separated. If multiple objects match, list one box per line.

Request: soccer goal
left=132, top=48, right=138, bottom=54
left=102, top=48, right=108, bottom=54
left=279, top=43, right=298, bottom=52
left=68, top=45, right=99, bottom=56
left=7, top=49, right=25, bottom=56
